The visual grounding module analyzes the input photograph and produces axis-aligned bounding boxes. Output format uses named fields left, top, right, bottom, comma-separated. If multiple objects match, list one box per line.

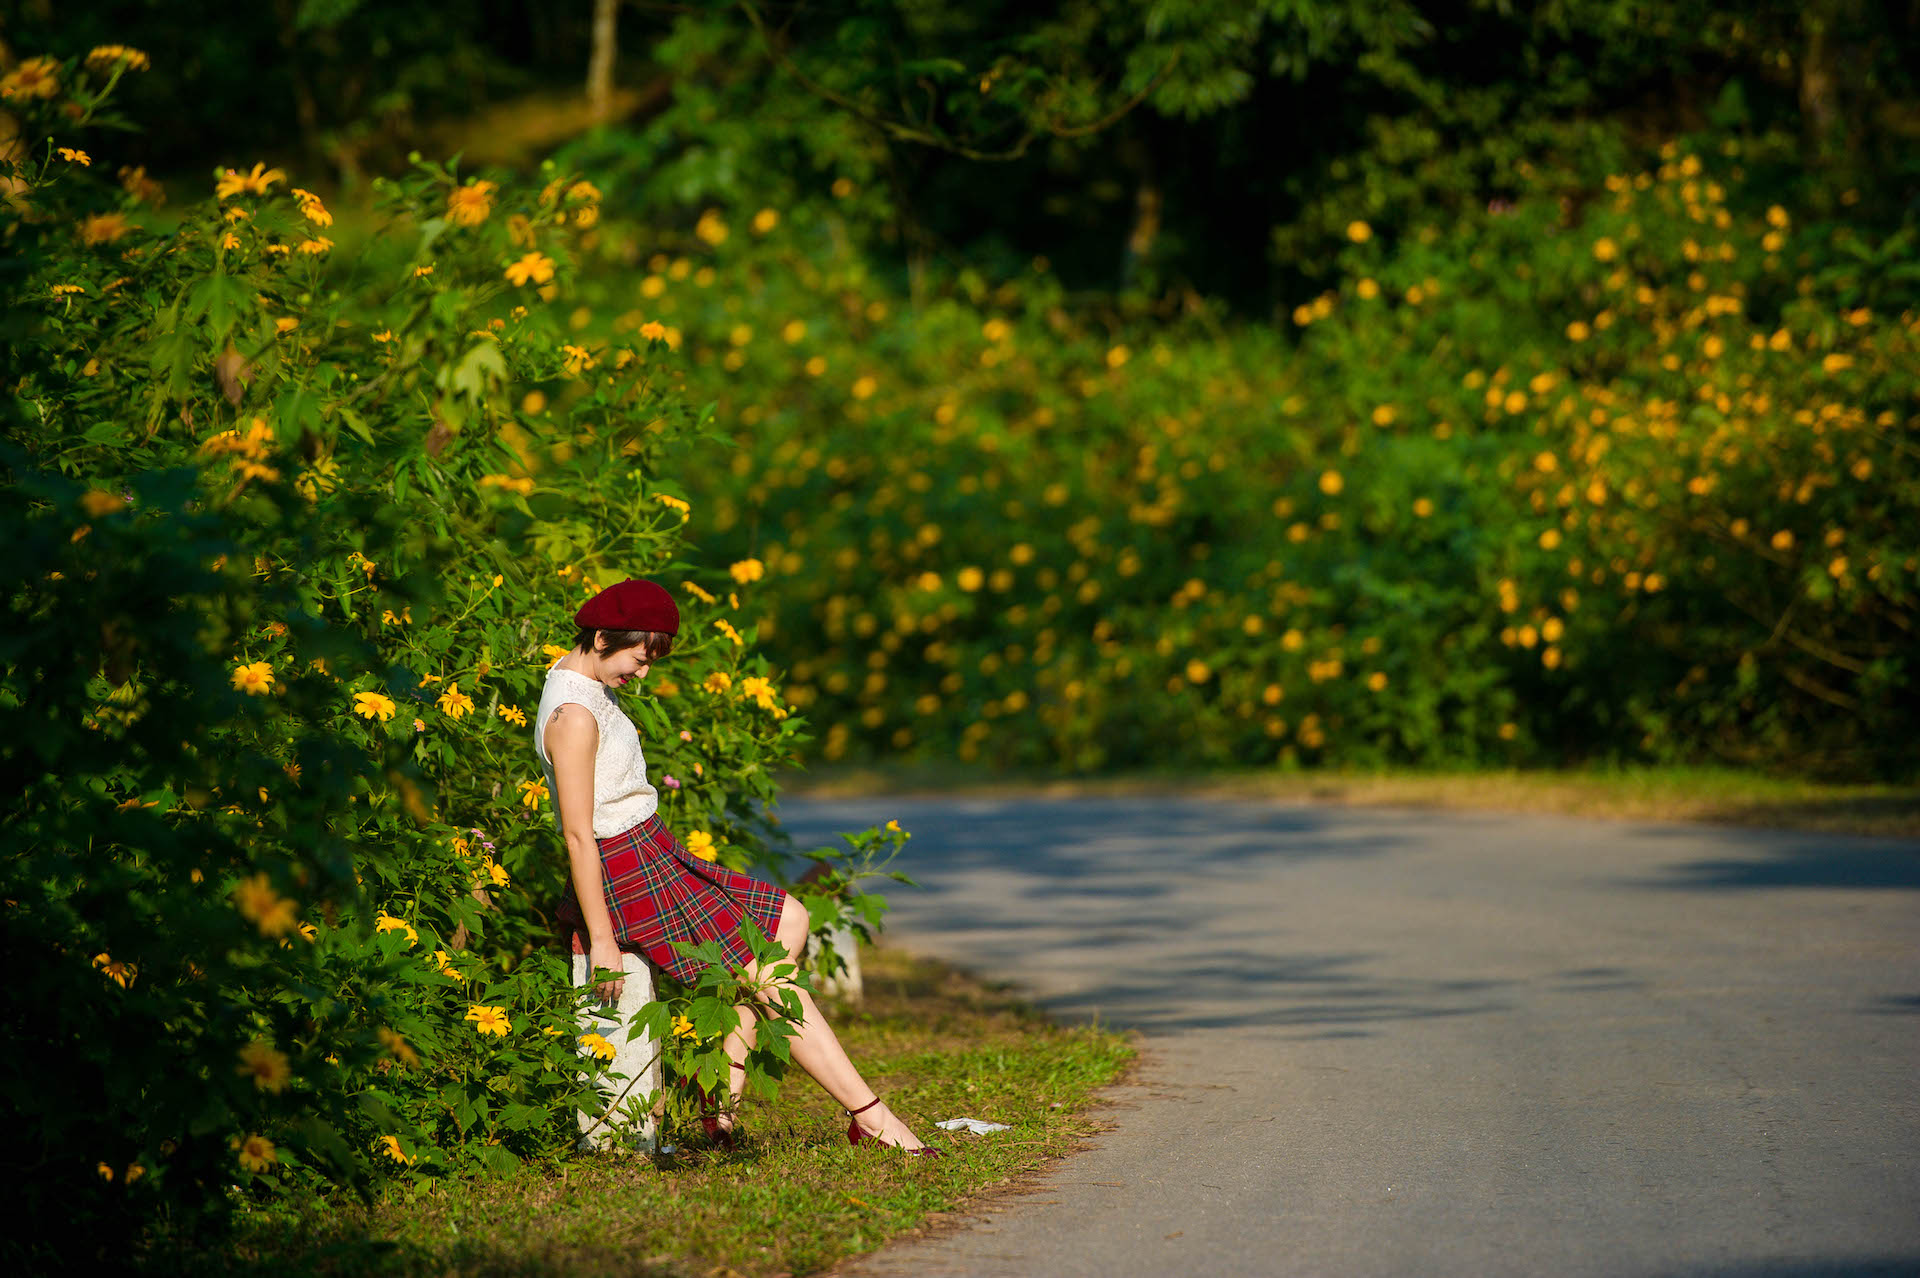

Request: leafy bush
left=554, top=130, right=1916, bottom=777
left=0, top=49, right=876, bottom=1266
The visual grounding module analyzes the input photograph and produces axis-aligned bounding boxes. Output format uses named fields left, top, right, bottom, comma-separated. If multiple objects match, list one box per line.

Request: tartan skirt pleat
left=556, top=814, right=788, bottom=985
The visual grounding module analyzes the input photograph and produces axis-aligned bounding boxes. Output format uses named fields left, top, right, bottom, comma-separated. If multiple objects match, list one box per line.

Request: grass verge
left=776, top=762, right=1920, bottom=839
left=144, top=946, right=1134, bottom=1278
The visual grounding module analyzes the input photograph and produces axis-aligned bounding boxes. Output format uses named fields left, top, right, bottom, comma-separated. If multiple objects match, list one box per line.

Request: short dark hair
left=573, top=626, right=674, bottom=661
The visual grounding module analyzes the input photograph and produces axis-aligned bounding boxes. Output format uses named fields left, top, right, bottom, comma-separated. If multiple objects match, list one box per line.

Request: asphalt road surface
left=774, top=796, right=1920, bottom=1278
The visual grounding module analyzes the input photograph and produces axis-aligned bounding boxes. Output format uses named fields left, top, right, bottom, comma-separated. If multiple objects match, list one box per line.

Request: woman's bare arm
left=545, top=703, right=625, bottom=1000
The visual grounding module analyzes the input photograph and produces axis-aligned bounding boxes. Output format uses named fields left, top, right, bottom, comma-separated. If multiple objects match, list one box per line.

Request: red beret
left=574, top=578, right=679, bottom=635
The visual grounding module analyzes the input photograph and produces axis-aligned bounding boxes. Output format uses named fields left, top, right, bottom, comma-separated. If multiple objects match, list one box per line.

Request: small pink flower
left=678, top=730, right=692, bottom=741
left=662, top=774, right=681, bottom=789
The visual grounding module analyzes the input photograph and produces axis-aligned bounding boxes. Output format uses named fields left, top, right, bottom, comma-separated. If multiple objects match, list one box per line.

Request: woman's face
left=596, top=641, right=652, bottom=689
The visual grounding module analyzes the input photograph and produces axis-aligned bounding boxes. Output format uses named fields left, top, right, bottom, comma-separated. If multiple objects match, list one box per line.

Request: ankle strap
left=847, top=1096, right=883, bottom=1116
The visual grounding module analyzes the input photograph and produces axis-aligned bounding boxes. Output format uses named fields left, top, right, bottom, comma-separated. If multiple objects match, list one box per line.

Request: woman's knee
left=775, top=894, right=810, bottom=954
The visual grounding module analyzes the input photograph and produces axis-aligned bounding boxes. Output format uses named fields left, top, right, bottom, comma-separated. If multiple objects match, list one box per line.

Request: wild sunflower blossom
left=518, top=778, right=549, bottom=809
left=215, top=162, right=287, bottom=201
left=290, top=187, right=332, bottom=226
left=465, top=1004, right=511, bottom=1036
left=233, top=1133, right=277, bottom=1173
left=447, top=179, right=498, bottom=227
left=377, top=1135, right=413, bottom=1165
left=86, top=45, right=151, bottom=73
left=703, top=671, right=732, bottom=694
left=684, top=830, right=718, bottom=861
left=236, top=1040, right=292, bottom=1093
left=373, top=911, right=418, bottom=945
left=504, top=251, right=555, bottom=287
left=231, top=660, right=275, bottom=695
left=498, top=704, right=527, bottom=727
left=0, top=56, right=60, bottom=100
left=353, top=690, right=397, bottom=721
left=578, top=1032, right=615, bottom=1061
left=232, top=873, right=299, bottom=937
left=378, top=1026, right=421, bottom=1068
left=729, top=558, right=765, bottom=584
left=437, top=682, right=475, bottom=720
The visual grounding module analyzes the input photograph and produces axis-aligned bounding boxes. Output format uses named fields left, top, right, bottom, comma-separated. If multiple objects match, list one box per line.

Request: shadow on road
left=779, top=796, right=1516, bottom=1034
left=1626, top=827, right=1920, bottom=891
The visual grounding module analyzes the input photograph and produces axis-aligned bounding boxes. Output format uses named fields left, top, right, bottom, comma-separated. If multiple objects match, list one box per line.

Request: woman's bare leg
left=743, top=895, right=927, bottom=1150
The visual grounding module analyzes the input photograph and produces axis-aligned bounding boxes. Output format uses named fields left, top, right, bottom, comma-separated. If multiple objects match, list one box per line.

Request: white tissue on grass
left=935, top=1117, right=1011, bottom=1134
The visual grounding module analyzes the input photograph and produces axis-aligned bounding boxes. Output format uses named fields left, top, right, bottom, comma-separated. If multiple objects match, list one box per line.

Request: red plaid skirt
left=555, top=814, right=789, bottom=985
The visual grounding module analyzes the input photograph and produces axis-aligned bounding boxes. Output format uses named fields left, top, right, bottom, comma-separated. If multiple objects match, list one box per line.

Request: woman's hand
left=588, top=938, right=626, bottom=1004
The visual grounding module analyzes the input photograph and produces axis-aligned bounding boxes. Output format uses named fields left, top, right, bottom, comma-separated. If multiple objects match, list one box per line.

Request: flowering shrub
left=556, top=132, right=1915, bottom=777
left=0, top=50, right=879, bottom=1264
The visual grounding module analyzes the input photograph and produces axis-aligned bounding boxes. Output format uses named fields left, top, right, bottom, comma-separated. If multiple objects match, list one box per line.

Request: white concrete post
left=570, top=951, right=661, bottom=1155
left=808, top=922, right=865, bottom=1003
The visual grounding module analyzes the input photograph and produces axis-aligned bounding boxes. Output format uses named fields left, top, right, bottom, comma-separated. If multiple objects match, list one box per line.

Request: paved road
left=775, top=796, right=1920, bottom=1278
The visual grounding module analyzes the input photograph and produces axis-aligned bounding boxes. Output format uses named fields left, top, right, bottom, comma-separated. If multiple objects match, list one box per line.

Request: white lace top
left=533, top=665, right=658, bottom=838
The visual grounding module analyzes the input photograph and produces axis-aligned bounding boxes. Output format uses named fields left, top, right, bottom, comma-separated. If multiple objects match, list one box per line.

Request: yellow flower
left=505, top=251, right=556, bottom=286
left=233, top=1134, right=277, bottom=1174
left=437, top=682, right=475, bottom=720
left=1346, top=220, right=1372, bottom=243
left=1770, top=530, right=1795, bottom=552
left=1367, top=672, right=1389, bottom=692
left=1566, top=320, right=1591, bottom=341
left=751, top=207, right=779, bottom=234
left=639, top=320, right=669, bottom=342
left=297, top=237, right=333, bottom=256
left=729, top=558, right=766, bottom=584
left=231, top=661, right=275, bottom=695
left=657, top=493, right=690, bottom=517
left=561, top=344, right=596, bottom=376
left=465, top=1004, right=511, bottom=1036
left=79, top=213, right=131, bottom=246
left=518, top=778, right=549, bottom=809
left=291, top=188, right=332, bottom=226
left=86, top=46, right=151, bottom=73
left=670, top=1014, right=697, bottom=1040
left=447, top=179, right=498, bottom=227
left=541, top=644, right=571, bottom=661
left=57, top=147, right=91, bottom=166
left=499, top=704, right=527, bottom=727
left=714, top=619, right=742, bottom=647
left=215, top=163, right=287, bottom=201
left=51, top=283, right=86, bottom=297
left=0, top=57, right=60, bottom=101
left=485, top=860, right=510, bottom=887
left=93, top=952, right=136, bottom=988
left=378, top=1026, right=421, bottom=1068
left=1318, top=470, right=1344, bottom=496
left=377, top=1135, right=413, bottom=1165
left=232, top=873, right=299, bottom=937
left=740, top=675, right=779, bottom=711
left=353, top=691, right=397, bottom=721
left=683, top=581, right=717, bottom=605
left=373, top=911, right=419, bottom=946
left=578, top=1032, right=616, bottom=1061
left=1592, top=236, right=1618, bottom=262
left=684, top=831, right=718, bottom=861
left=236, top=1041, right=292, bottom=1093
left=1412, top=497, right=1434, bottom=518
left=703, top=671, right=733, bottom=694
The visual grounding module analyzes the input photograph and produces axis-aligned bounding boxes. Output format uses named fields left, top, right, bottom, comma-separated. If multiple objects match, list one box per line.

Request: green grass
left=777, top=762, right=1920, bottom=838
left=143, top=947, right=1134, bottom=1278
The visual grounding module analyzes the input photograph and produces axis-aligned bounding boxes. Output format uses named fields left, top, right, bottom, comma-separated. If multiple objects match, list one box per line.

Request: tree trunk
left=588, top=0, right=619, bottom=124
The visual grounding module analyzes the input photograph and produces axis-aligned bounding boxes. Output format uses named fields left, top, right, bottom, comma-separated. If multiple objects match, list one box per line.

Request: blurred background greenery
left=8, top=0, right=1918, bottom=780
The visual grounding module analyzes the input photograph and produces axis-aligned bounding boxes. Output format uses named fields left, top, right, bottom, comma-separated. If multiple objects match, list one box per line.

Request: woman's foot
left=846, top=1097, right=936, bottom=1155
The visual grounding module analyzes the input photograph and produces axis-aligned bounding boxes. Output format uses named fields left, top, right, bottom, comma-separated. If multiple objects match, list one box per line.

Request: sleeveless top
left=533, top=664, right=658, bottom=838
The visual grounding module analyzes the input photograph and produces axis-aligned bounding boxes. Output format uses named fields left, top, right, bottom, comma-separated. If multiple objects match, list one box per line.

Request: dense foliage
left=542, top=128, right=1917, bottom=777
left=0, top=53, right=888, bottom=1267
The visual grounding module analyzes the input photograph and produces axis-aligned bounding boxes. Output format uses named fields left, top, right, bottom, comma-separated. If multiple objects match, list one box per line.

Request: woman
left=535, top=577, right=934, bottom=1154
